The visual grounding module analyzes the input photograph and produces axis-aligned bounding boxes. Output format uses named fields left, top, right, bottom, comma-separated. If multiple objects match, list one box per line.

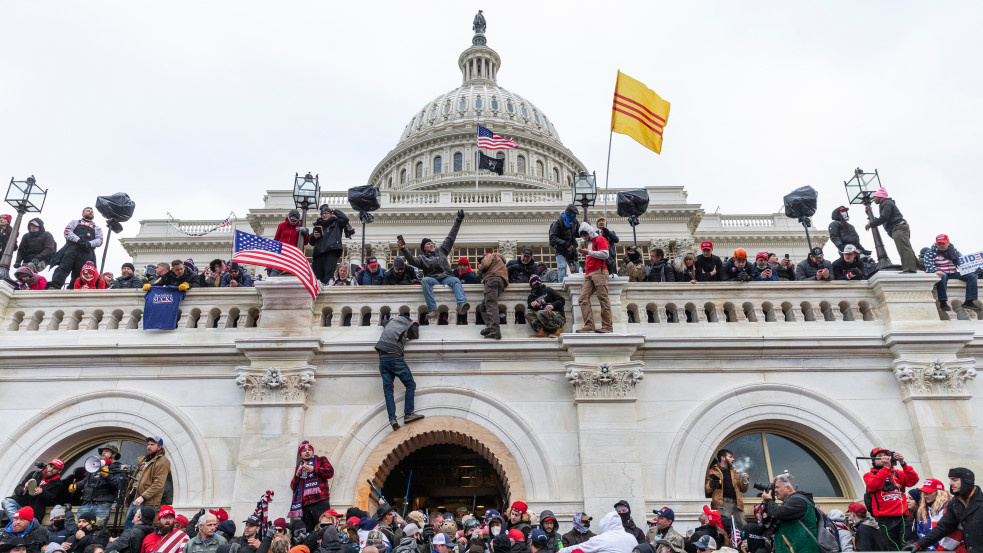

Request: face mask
left=841, top=212, right=850, bottom=222
left=52, top=519, right=65, bottom=530
left=491, top=527, right=501, bottom=536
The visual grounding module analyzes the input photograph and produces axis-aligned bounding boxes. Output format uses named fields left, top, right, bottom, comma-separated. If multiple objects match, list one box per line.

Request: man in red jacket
left=289, top=441, right=335, bottom=532
left=863, top=447, right=919, bottom=551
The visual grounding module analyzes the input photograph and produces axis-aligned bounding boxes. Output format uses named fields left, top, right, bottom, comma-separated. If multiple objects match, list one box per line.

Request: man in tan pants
left=576, top=222, right=612, bottom=333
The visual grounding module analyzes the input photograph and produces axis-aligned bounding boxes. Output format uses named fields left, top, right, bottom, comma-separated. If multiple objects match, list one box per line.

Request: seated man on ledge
left=398, top=210, right=470, bottom=322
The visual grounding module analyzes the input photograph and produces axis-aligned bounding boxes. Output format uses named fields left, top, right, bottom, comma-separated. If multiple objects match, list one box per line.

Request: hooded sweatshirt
left=828, top=208, right=866, bottom=253
left=612, top=502, right=645, bottom=545
left=537, top=511, right=561, bottom=553
left=556, top=512, right=637, bottom=553
left=14, top=267, right=47, bottom=290
left=579, top=223, right=609, bottom=275
left=73, top=261, right=106, bottom=289
left=15, top=217, right=57, bottom=266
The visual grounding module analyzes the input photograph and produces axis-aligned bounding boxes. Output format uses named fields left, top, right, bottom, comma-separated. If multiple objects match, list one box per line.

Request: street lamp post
left=0, top=176, right=48, bottom=280
left=844, top=167, right=896, bottom=270
left=293, top=172, right=319, bottom=251
left=573, top=171, right=597, bottom=225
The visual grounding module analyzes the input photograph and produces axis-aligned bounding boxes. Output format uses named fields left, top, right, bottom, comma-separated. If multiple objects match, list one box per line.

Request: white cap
left=843, top=244, right=859, bottom=254
left=432, top=533, right=449, bottom=546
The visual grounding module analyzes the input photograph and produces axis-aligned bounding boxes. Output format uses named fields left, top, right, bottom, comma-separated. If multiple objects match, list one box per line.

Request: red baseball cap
left=175, top=514, right=189, bottom=528
left=508, top=529, right=525, bottom=542
left=919, top=478, right=945, bottom=493
left=936, top=234, right=949, bottom=243
left=158, top=505, right=176, bottom=519
left=871, top=447, right=891, bottom=458
left=50, top=458, right=65, bottom=470
left=345, top=516, right=360, bottom=528
left=847, top=503, right=867, bottom=515
left=323, top=509, right=342, bottom=517
left=701, top=241, right=713, bottom=250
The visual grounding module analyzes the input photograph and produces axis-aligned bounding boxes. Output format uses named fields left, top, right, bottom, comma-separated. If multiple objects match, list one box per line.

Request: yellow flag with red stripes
left=611, top=71, right=671, bottom=154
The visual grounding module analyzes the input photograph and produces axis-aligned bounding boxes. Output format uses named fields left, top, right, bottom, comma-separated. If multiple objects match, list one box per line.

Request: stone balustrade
left=0, top=272, right=973, bottom=336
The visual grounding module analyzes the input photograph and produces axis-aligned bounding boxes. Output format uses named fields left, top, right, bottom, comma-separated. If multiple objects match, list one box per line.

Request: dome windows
left=544, top=118, right=551, bottom=133
left=536, top=160, right=544, bottom=177
left=433, top=156, right=442, bottom=175
left=552, top=167, right=559, bottom=182
left=459, top=98, right=467, bottom=111
left=400, top=169, right=407, bottom=184
left=506, top=101, right=514, bottom=113
left=491, top=97, right=499, bottom=110
left=453, top=152, right=463, bottom=172
left=517, top=155, right=526, bottom=174
left=429, top=106, right=437, bottom=120
left=415, top=162, right=423, bottom=179
left=520, top=105, right=529, bottom=118
left=534, top=111, right=541, bottom=124
left=444, top=100, right=451, bottom=114
left=475, top=97, right=483, bottom=110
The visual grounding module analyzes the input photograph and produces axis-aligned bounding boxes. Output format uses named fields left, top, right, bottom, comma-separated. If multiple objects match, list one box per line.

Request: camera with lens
left=343, top=222, right=356, bottom=239
left=753, top=482, right=775, bottom=497
left=34, top=462, right=46, bottom=469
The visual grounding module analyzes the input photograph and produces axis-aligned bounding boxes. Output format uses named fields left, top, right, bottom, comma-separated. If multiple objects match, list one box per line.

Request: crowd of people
left=1, top=441, right=979, bottom=553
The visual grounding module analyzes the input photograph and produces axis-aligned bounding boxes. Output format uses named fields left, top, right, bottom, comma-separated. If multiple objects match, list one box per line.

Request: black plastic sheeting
left=783, top=185, right=818, bottom=220
left=95, top=193, right=135, bottom=233
left=348, top=184, right=381, bottom=224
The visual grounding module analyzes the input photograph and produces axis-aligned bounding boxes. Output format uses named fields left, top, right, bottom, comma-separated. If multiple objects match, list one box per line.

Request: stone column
left=370, top=241, right=391, bottom=269
left=232, top=337, right=321, bottom=522
left=347, top=242, right=363, bottom=269
left=562, top=334, right=646, bottom=517
left=561, top=274, right=630, bottom=333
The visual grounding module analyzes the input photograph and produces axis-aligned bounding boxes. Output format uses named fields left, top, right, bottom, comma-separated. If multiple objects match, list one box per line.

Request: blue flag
left=143, top=286, right=186, bottom=330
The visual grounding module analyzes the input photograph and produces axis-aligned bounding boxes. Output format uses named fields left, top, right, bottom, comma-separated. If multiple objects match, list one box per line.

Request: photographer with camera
left=761, top=473, right=819, bottom=553
left=705, top=450, right=749, bottom=531
left=70, top=444, right=125, bottom=527
left=863, top=448, right=919, bottom=551
left=2, top=459, right=65, bottom=523
left=309, top=205, right=350, bottom=286
left=796, top=248, right=832, bottom=281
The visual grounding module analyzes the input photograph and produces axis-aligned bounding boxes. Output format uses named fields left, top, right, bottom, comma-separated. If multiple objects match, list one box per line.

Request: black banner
left=478, top=152, right=504, bottom=175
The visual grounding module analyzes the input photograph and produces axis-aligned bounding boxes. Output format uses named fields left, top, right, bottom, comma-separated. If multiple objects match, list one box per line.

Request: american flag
left=232, top=230, right=319, bottom=299
left=477, top=124, right=517, bottom=149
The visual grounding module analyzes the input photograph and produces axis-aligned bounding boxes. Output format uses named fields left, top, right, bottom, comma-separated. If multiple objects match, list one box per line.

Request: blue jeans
left=1, top=498, right=20, bottom=522
left=421, top=276, right=466, bottom=310
left=78, top=502, right=114, bottom=525
left=556, top=254, right=573, bottom=283
left=379, top=355, right=416, bottom=421
left=123, top=503, right=158, bottom=530
left=937, top=272, right=978, bottom=302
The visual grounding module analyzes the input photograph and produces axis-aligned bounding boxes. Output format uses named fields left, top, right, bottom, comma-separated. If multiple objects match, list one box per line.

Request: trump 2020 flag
left=143, top=286, right=185, bottom=330
left=232, top=230, right=320, bottom=300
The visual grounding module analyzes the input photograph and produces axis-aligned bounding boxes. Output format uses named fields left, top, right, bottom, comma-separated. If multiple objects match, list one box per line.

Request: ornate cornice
left=564, top=361, right=645, bottom=402
left=893, top=358, right=977, bottom=401
left=235, top=366, right=316, bottom=405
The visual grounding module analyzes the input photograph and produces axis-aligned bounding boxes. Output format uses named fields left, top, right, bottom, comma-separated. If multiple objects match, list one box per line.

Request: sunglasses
left=275, top=529, right=286, bottom=534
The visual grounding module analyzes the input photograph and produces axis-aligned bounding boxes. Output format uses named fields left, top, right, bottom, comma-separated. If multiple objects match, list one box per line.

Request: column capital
left=893, top=358, right=977, bottom=401
left=235, top=365, right=316, bottom=406
left=565, top=360, right=645, bottom=403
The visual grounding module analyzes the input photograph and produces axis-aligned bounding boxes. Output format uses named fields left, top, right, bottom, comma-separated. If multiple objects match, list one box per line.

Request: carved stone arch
left=665, top=383, right=876, bottom=500
left=0, top=390, right=213, bottom=508
left=330, top=386, right=556, bottom=509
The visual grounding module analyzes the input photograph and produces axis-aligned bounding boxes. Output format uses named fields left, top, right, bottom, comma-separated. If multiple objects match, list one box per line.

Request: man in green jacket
left=183, top=514, right=226, bottom=553
left=761, top=473, right=819, bottom=553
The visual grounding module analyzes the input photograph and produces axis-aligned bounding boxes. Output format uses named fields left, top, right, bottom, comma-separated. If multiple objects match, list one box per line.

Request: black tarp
left=783, top=185, right=818, bottom=220
left=95, top=193, right=135, bottom=233
left=347, top=185, right=381, bottom=224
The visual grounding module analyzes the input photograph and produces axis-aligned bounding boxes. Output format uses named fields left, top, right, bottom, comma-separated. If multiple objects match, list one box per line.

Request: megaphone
left=84, top=456, right=110, bottom=473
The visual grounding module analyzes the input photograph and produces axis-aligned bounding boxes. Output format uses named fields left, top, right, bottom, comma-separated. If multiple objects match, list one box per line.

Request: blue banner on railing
left=143, top=286, right=186, bottom=330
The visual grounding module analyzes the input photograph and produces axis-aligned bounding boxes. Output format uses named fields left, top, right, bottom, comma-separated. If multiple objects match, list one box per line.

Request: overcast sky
left=2, top=1, right=980, bottom=274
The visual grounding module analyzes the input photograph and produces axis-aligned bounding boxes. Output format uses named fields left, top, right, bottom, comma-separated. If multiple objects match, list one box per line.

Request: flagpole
left=475, top=120, right=480, bottom=190
left=603, top=129, right=613, bottom=218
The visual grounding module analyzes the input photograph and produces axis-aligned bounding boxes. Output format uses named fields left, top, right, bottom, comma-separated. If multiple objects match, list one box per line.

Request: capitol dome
left=368, top=14, right=587, bottom=192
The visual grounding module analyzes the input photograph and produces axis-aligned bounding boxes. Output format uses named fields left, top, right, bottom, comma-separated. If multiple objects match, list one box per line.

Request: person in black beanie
left=613, top=501, right=645, bottom=544
left=907, top=467, right=981, bottom=552
left=110, top=263, right=145, bottom=289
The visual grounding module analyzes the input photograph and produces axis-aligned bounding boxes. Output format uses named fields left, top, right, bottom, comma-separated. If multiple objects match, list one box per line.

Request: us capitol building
left=1, top=13, right=979, bottom=528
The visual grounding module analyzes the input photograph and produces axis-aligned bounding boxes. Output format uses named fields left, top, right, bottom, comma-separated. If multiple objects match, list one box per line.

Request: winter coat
left=722, top=260, right=754, bottom=282
left=64, top=218, right=105, bottom=251
left=828, top=208, right=866, bottom=253
left=400, top=218, right=462, bottom=280
left=375, top=315, right=420, bottom=357
left=47, top=510, right=77, bottom=545
left=765, top=494, right=819, bottom=553
left=768, top=261, right=796, bottom=281
left=852, top=517, right=879, bottom=551
left=478, top=253, right=509, bottom=286
left=329, top=275, right=356, bottom=286
left=619, top=259, right=646, bottom=282
left=559, top=529, right=594, bottom=549
left=924, top=243, right=964, bottom=274
left=528, top=285, right=565, bottom=313
left=74, top=265, right=107, bottom=289
left=548, top=215, right=580, bottom=261
left=694, top=254, right=723, bottom=282
left=309, top=210, right=349, bottom=256
left=154, top=269, right=200, bottom=289
left=705, top=463, right=750, bottom=511
left=13, top=267, right=46, bottom=290
left=7, top=470, right=63, bottom=516
left=863, top=464, right=919, bottom=517
left=869, top=197, right=906, bottom=237
left=106, top=523, right=154, bottom=553
left=537, top=510, right=561, bottom=553
left=221, top=265, right=254, bottom=287
left=274, top=217, right=309, bottom=249
left=111, top=273, right=145, bottom=289
left=129, top=451, right=171, bottom=506
left=645, top=259, right=676, bottom=283
left=507, top=514, right=532, bottom=542
left=394, top=536, right=420, bottom=553
left=685, top=524, right=728, bottom=553
left=183, top=533, right=228, bottom=553
left=0, top=518, right=50, bottom=553
left=507, top=258, right=538, bottom=284
left=0, top=226, right=12, bottom=254
left=355, top=268, right=385, bottom=286
left=289, top=455, right=335, bottom=505
left=753, top=262, right=779, bottom=281
left=917, top=486, right=983, bottom=551
left=832, top=256, right=867, bottom=280
left=15, top=218, right=56, bottom=265
left=795, top=258, right=832, bottom=281
left=598, top=227, right=619, bottom=273
left=650, top=526, right=685, bottom=553
left=556, top=511, right=637, bottom=553
left=454, top=258, right=481, bottom=284
left=914, top=504, right=961, bottom=551
left=79, top=461, right=125, bottom=503
left=383, top=266, right=420, bottom=285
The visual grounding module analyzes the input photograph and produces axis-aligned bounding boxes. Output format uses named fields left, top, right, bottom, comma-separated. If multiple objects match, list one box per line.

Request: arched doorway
left=379, top=444, right=507, bottom=514
left=351, top=416, right=527, bottom=511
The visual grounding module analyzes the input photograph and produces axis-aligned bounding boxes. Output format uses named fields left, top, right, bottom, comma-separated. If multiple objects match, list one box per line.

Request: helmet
left=98, top=442, right=121, bottom=460
left=733, top=248, right=747, bottom=260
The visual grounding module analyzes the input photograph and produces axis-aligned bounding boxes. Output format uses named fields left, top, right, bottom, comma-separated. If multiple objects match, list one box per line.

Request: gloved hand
left=99, top=466, right=109, bottom=477
left=142, top=283, right=151, bottom=292
left=178, top=282, right=190, bottom=292
left=77, top=241, right=90, bottom=252
left=299, top=227, right=309, bottom=235
left=422, top=524, right=435, bottom=542
left=709, top=479, right=721, bottom=490
left=456, top=209, right=465, bottom=222
left=901, top=544, right=919, bottom=552
left=264, top=523, right=278, bottom=539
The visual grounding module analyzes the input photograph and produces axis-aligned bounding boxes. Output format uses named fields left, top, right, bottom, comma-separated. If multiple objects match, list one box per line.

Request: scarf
left=288, top=459, right=319, bottom=518
left=561, top=212, right=576, bottom=228
left=572, top=512, right=588, bottom=534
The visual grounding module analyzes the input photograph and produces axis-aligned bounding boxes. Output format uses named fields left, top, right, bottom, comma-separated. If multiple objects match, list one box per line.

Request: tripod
left=110, top=470, right=137, bottom=536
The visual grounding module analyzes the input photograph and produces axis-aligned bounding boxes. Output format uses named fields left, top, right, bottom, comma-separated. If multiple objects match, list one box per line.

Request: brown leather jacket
left=478, top=253, right=509, bottom=285
left=129, top=451, right=171, bottom=506
left=704, top=463, right=749, bottom=510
